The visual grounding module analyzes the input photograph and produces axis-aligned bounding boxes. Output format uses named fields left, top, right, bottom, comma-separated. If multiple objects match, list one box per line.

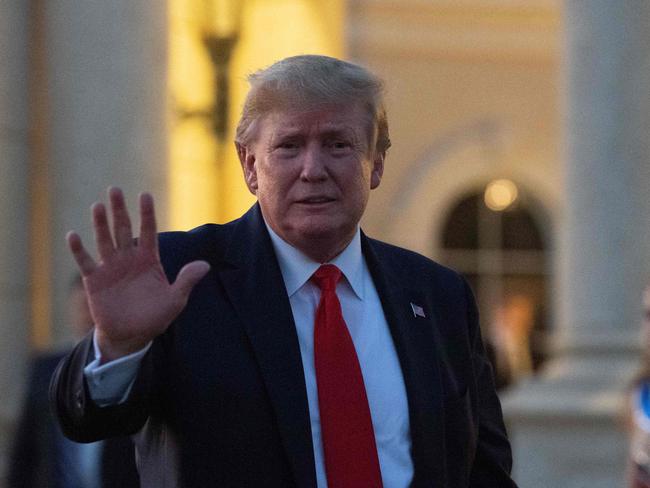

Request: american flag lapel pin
left=410, top=302, right=426, bottom=318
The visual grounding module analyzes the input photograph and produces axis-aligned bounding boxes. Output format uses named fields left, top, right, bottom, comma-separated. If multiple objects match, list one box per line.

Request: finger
left=92, top=202, right=116, bottom=260
left=67, top=231, right=97, bottom=276
left=109, top=187, right=133, bottom=249
left=138, top=192, right=158, bottom=254
left=171, top=261, right=211, bottom=304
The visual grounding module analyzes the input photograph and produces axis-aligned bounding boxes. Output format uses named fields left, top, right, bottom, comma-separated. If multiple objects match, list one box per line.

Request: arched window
left=439, top=182, right=549, bottom=390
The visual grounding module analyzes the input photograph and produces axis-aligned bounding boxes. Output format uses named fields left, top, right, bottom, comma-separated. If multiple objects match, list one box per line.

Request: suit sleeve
left=462, top=280, right=519, bottom=488
left=49, top=333, right=156, bottom=443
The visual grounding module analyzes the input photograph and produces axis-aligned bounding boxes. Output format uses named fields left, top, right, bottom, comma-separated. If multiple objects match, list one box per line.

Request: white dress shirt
left=266, top=226, right=413, bottom=488
left=85, top=225, right=414, bottom=487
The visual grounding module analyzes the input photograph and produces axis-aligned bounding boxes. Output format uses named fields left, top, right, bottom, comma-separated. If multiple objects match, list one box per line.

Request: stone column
left=0, top=0, right=30, bottom=481
left=502, top=2, right=650, bottom=487
left=45, top=0, right=169, bottom=342
left=560, top=0, right=650, bottom=352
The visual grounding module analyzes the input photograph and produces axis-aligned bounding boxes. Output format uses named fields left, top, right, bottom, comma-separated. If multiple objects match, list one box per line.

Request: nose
left=299, top=145, right=328, bottom=182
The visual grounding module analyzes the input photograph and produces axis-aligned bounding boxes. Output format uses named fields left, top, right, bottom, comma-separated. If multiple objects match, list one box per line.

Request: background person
left=627, top=284, right=650, bottom=488
left=8, top=275, right=139, bottom=488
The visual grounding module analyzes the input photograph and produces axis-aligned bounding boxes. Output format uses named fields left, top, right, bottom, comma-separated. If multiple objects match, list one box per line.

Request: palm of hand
left=67, top=188, right=210, bottom=361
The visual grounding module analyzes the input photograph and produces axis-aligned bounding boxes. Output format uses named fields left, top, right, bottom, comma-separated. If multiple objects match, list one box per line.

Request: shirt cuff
left=83, top=331, right=152, bottom=407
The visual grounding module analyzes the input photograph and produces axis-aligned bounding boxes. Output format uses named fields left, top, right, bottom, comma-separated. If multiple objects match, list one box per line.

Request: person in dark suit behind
left=8, top=276, right=139, bottom=488
left=51, top=55, right=518, bottom=487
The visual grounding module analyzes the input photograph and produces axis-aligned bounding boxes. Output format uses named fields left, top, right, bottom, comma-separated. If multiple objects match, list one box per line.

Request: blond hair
left=235, top=55, right=391, bottom=155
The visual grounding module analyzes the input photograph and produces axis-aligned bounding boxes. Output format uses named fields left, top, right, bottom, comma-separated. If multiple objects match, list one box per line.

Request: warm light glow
left=168, top=0, right=344, bottom=229
left=484, top=179, right=518, bottom=211
left=224, top=0, right=345, bottom=221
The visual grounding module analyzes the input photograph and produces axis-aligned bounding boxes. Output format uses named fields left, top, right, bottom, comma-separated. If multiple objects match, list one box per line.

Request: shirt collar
left=265, top=223, right=365, bottom=300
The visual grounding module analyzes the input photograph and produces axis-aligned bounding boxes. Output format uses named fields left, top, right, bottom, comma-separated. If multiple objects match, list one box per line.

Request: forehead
left=259, top=103, right=369, bottom=137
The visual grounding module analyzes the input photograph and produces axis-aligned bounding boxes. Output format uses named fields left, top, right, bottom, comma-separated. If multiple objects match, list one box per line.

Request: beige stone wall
left=349, top=0, right=562, bottom=259
left=44, top=0, right=169, bottom=345
left=345, top=2, right=649, bottom=486
left=0, top=0, right=30, bottom=483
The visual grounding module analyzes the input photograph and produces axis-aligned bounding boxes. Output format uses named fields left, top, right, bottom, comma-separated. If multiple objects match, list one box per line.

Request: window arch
left=439, top=183, right=550, bottom=390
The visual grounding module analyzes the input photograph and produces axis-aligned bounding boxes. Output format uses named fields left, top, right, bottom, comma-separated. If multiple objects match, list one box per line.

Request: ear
left=370, top=150, right=385, bottom=190
left=235, top=142, right=258, bottom=194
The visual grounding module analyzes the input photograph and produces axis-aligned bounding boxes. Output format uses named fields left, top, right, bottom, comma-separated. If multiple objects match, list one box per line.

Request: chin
left=292, top=224, right=334, bottom=241
left=300, top=222, right=355, bottom=247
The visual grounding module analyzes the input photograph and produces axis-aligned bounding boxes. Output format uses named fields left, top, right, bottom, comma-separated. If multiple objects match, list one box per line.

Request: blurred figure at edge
left=7, top=275, right=140, bottom=488
left=627, top=284, right=650, bottom=488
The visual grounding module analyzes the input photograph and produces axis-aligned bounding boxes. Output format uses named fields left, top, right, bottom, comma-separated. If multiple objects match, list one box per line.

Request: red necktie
left=312, top=264, right=383, bottom=488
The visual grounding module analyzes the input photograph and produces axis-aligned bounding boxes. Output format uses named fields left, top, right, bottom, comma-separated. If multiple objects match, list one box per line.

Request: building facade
left=1, top=1, right=649, bottom=486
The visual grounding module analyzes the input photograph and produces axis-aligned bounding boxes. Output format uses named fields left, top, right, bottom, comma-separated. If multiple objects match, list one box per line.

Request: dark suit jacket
left=9, top=351, right=140, bottom=488
left=50, top=204, right=517, bottom=487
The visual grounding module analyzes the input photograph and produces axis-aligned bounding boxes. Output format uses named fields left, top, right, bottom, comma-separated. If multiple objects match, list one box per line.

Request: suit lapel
left=362, top=235, right=447, bottom=488
left=218, top=205, right=316, bottom=488
left=213, top=210, right=447, bottom=487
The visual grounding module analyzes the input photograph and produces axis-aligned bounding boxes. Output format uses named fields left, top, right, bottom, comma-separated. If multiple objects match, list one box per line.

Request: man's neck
left=264, top=226, right=357, bottom=264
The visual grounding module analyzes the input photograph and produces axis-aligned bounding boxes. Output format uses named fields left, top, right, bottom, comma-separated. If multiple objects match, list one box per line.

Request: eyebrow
left=273, top=125, right=357, bottom=140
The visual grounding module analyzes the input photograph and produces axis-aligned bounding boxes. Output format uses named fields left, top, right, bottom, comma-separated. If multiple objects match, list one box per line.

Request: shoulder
left=159, top=220, right=237, bottom=252
left=157, top=220, right=240, bottom=278
left=364, top=235, right=468, bottom=295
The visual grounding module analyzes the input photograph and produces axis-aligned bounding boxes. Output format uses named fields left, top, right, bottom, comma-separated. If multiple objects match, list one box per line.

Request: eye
left=274, top=140, right=301, bottom=156
left=327, top=139, right=351, bottom=152
left=278, top=141, right=298, bottom=150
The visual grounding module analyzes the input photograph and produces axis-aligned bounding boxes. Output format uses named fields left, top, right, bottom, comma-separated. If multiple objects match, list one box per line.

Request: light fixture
left=484, top=179, right=518, bottom=211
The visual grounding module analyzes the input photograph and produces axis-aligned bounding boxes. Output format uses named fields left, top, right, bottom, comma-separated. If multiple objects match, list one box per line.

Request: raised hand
left=67, top=187, right=210, bottom=363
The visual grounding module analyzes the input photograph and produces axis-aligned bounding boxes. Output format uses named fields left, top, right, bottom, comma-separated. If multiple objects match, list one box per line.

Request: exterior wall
left=350, top=0, right=562, bottom=261
left=503, top=2, right=650, bottom=486
left=2, top=0, right=648, bottom=486
left=0, top=1, right=30, bottom=483
left=44, top=0, right=169, bottom=344
left=348, top=1, right=648, bottom=485
left=0, top=1, right=346, bottom=484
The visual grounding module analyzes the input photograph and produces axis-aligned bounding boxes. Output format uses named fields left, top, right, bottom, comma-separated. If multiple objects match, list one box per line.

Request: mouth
left=296, top=196, right=336, bottom=205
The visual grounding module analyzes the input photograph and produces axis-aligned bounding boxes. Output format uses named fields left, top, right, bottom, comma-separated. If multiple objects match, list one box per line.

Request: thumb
left=172, top=260, right=211, bottom=302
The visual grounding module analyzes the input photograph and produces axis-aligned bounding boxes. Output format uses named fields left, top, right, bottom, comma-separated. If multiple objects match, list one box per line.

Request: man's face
left=239, top=103, right=384, bottom=262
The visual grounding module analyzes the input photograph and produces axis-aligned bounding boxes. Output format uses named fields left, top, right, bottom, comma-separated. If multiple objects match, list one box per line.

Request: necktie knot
left=312, top=264, right=342, bottom=292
